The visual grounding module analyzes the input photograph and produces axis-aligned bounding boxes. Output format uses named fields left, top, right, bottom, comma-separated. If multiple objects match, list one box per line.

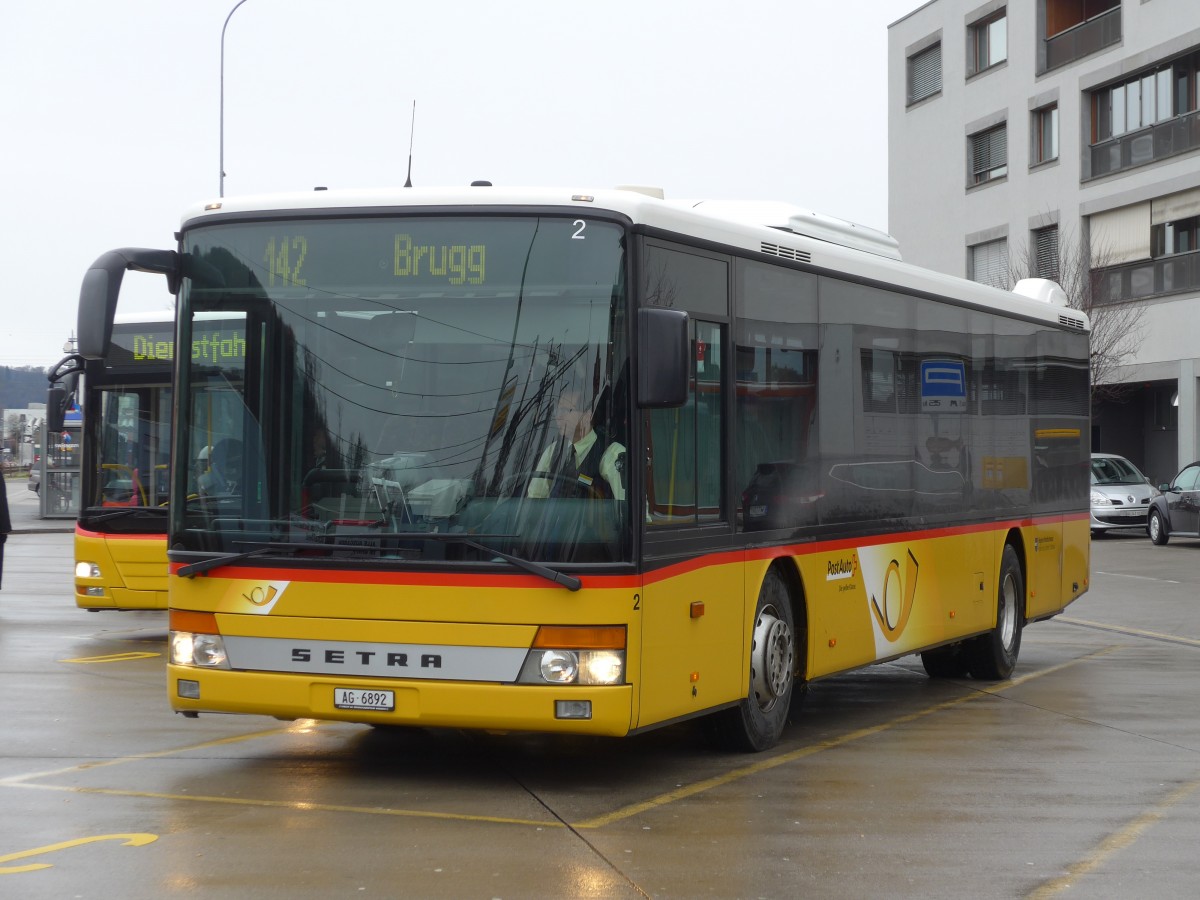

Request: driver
left=528, top=387, right=625, bottom=501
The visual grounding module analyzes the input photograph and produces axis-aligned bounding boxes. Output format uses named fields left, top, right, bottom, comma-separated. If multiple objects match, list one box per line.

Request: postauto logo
left=825, top=554, right=858, bottom=581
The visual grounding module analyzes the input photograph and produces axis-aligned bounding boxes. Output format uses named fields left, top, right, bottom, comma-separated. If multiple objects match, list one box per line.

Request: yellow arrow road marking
left=0, top=833, right=157, bottom=875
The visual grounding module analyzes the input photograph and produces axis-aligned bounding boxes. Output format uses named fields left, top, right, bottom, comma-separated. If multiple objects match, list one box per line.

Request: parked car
left=1148, top=460, right=1200, bottom=545
left=27, top=465, right=40, bottom=494
left=1089, top=453, right=1156, bottom=536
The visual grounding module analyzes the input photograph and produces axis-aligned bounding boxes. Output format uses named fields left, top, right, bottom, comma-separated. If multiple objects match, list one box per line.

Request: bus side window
left=645, top=321, right=725, bottom=527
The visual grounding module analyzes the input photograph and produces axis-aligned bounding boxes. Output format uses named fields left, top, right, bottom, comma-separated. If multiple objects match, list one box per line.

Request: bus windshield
left=172, top=215, right=631, bottom=566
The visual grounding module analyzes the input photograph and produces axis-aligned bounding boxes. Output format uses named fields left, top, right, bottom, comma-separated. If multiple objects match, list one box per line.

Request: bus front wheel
left=964, top=543, right=1024, bottom=680
left=705, top=569, right=796, bottom=752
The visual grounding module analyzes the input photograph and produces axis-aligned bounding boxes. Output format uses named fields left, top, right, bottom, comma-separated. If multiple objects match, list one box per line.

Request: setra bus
left=75, top=186, right=1091, bottom=750
left=51, top=311, right=244, bottom=611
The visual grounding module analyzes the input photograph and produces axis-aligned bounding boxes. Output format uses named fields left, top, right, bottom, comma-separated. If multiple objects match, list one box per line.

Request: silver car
left=1090, top=453, right=1156, bottom=536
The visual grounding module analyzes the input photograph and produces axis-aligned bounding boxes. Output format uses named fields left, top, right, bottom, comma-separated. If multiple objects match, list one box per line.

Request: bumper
left=169, top=665, right=635, bottom=737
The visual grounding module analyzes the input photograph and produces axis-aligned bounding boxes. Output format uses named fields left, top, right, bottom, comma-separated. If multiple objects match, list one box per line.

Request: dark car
left=1147, top=461, right=1200, bottom=545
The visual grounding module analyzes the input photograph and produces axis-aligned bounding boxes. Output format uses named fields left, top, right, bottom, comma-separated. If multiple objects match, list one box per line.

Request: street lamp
left=219, top=0, right=251, bottom=197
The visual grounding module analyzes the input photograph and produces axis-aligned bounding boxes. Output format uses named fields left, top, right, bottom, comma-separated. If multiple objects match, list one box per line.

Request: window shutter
left=972, top=126, right=1008, bottom=180
left=1090, top=203, right=1151, bottom=263
left=908, top=44, right=942, bottom=103
left=971, top=239, right=1009, bottom=289
left=1033, top=227, right=1060, bottom=280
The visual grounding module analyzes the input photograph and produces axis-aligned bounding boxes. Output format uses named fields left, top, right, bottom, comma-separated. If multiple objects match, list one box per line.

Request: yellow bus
left=77, top=187, right=1090, bottom=750
left=52, top=311, right=246, bottom=611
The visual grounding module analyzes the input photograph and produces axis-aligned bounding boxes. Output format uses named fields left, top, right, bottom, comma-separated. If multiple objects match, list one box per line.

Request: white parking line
left=1094, top=570, right=1180, bottom=584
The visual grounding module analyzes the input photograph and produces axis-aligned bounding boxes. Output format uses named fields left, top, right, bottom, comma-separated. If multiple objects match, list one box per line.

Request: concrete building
left=888, top=0, right=1200, bottom=485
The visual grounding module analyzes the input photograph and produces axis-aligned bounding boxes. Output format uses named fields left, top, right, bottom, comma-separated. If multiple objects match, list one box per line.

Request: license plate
left=334, top=687, right=395, bottom=711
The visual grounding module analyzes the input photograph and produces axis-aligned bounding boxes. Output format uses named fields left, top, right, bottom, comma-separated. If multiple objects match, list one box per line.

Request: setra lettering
left=286, top=648, right=444, bottom=669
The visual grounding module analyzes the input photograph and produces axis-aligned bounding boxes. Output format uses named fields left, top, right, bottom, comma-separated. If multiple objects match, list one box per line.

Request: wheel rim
left=999, top=572, right=1017, bottom=650
left=1150, top=513, right=1161, bottom=541
left=751, top=605, right=794, bottom=711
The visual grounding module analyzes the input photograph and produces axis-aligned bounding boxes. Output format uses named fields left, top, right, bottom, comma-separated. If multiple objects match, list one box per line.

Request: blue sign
left=920, top=359, right=966, bottom=412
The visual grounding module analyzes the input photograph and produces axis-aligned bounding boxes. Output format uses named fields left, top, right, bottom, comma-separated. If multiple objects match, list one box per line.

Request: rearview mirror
left=47, top=383, right=70, bottom=433
left=637, top=308, right=689, bottom=408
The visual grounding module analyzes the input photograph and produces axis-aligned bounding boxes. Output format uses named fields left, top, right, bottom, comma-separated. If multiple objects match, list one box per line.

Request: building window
left=1093, top=53, right=1200, bottom=143
left=1087, top=52, right=1200, bottom=177
left=969, top=124, right=1008, bottom=185
left=970, top=238, right=1009, bottom=289
left=1041, top=0, right=1120, bottom=72
left=1094, top=66, right=1176, bottom=141
left=908, top=43, right=942, bottom=104
left=969, top=11, right=1007, bottom=75
left=1032, top=104, right=1059, bottom=164
left=1151, top=216, right=1199, bottom=257
left=1032, top=226, right=1060, bottom=281
left=1046, top=0, right=1119, bottom=39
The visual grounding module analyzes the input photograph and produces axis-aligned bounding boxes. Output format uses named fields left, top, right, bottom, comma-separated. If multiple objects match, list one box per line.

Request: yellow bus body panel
left=75, top=529, right=168, bottom=610
left=168, top=516, right=1087, bottom=734
left=637, top=552, right=748, bottom=728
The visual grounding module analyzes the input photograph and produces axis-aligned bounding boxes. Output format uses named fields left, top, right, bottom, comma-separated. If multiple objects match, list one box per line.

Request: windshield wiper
left=176, top=545, right=282, bottom=578
left=177, top=534, right=582, bottom=592
left=83, top=506, right=169, bottom=524
left=337, top=531, right=582, bottom=591
left=440, top=535, right=582, bottom=592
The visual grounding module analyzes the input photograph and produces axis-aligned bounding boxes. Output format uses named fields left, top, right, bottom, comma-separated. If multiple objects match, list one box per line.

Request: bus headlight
left=517, top=625, right=626, bottom=686
left=520, top=648, right=625, bottom=685
left=170, top=631, right=230, bottom=668
left=76, top=562, right=102, bottom=579
left=580, top=650, right=624, bottom=685
left=539, top=649, right=579, bottom=683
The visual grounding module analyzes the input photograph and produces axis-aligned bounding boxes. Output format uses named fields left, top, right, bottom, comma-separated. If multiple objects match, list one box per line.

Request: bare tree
left=1012, top=223, right=1146, bottom=403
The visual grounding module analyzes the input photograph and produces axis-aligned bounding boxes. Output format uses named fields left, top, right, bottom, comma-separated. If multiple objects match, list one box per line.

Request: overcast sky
left=2, top=0, right=919, bottom=367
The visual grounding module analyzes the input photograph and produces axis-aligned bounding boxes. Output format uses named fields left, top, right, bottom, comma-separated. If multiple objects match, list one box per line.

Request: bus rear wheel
left=705, top=569, right=796, bottom=752
left=964, top=543, right=1023, bottom=680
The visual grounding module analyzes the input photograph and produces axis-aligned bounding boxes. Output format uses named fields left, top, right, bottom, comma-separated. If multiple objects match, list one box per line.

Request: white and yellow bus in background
left=75, top=186, right=1090, bottom=750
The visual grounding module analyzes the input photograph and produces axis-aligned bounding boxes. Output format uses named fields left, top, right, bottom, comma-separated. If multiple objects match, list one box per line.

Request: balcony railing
left=1089, top=110, right=1200, bottom=179
left=1092, top=250, right=1200, bottom=305
left=1043, top=7, right=1121, bottom=72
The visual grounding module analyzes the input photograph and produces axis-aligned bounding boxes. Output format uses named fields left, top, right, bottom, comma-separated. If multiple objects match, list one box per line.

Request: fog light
left=83, top=587, right=106, bottom=597
left=177, top=679, right=201, bottom=699
left=555, top=699, right=592, bottom=720
left=76, top=562, right=102, bottom=579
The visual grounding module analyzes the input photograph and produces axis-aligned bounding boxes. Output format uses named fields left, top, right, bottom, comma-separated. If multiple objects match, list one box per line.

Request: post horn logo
left=870, top=549, right=919, bottom=642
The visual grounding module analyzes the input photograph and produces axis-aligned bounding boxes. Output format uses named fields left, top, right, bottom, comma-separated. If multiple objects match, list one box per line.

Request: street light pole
left=219, top=0, right=251, bottom=197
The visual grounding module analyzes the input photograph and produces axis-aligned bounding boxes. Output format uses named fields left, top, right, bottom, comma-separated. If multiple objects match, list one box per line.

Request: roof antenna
left=404, top=100, right=416, bottom=188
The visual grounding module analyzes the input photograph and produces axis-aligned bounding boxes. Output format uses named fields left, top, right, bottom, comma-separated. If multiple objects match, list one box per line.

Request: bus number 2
left=572, top=220, right=586, bottom=240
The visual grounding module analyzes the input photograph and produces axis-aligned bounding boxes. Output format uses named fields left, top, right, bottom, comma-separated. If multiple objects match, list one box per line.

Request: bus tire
left=705, top=569, right=796, bottom=752
left=965, top=543, right=1023, bottom=681
left=921, top=643, right=969, bottom=678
